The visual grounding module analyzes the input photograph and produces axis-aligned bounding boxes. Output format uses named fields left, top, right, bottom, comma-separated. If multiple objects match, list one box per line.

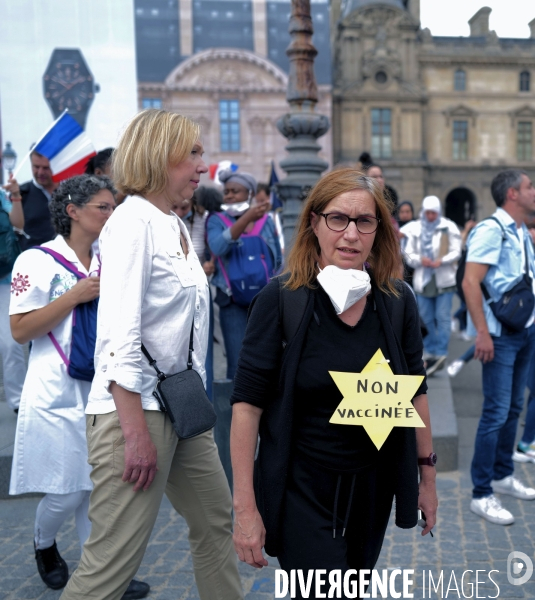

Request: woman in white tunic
left=9, top=175, right=116, bottom=589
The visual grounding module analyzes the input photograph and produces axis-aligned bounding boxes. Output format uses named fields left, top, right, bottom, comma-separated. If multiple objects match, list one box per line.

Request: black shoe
left=122, top=579, right=150, bottom=600
left=426, top=355, right=446, bottom=376
left=34, top=540, right=68, bottom=590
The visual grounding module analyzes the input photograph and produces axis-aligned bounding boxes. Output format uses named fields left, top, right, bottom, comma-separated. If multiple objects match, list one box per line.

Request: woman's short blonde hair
left=112, top=109, right=200, bottom=197
left=284, top=168, right=401, bottom=295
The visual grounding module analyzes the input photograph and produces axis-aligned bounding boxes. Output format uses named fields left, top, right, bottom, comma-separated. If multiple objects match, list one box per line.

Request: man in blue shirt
left=463, top=169, right=535, bottom=525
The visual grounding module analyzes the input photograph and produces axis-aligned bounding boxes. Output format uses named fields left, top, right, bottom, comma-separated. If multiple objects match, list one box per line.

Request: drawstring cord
left=333, top=473, right=357, bottom=538
left=342, top=474, right=357, bottom=537
left=333, top=475, right=341, bottom=538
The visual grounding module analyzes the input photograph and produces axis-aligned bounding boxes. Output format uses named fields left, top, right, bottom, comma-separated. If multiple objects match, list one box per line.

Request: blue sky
left=420, top=0, right=534, bottom=38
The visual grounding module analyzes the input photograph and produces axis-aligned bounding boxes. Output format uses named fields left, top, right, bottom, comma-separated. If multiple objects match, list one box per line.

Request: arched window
left=454, top=69, right=466, bottom=92
left=520, top=71, right=531, bottom=92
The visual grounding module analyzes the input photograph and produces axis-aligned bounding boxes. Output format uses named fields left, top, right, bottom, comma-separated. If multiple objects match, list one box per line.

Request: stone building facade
left=139, top=48, right=332, bottom=182
left=332, top=0, right=535, bottom=224
left=135, top=0, right=332, bottom=184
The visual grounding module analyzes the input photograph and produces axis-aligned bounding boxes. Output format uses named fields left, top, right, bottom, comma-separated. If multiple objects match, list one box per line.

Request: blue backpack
left=214, top=213, right=274, bottom=307
left=36, top=247, right=98, bottom=382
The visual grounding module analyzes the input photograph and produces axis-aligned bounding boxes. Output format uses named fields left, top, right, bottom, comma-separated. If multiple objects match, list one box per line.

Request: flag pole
left=11, top=110, right=69, bottom=180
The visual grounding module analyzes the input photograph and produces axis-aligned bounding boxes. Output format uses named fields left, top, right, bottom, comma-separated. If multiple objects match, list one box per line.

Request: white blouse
left=87, top=195, right=210, bottom=415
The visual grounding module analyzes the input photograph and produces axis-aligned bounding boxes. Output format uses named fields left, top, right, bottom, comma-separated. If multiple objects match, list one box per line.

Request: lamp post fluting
left=276, top=0, right=330, bottom=250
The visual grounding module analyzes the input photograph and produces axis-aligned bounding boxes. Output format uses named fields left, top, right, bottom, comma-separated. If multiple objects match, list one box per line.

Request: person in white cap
left=400, top=196, right=462, bottom=375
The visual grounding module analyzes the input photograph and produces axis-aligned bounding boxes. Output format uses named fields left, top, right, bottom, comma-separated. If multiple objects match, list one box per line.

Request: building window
left=454, top=69, right=466, bottom=92
left=520, top=71, right=531, bottom=92
left=220, top=100, right=240, bottom=152
left=371, top=108, right=392, bottom=159
left=517, top=121, right=533, bottom=161
left=142, top=98, right=162, bottom=109
left=452, top=120, right=468, bottom=160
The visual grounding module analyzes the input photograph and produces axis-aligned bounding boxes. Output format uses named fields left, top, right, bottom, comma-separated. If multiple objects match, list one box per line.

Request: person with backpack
left=207, top=169, right=282, bottom=379
left=463, top=169, right=535, bottom=526
left=230, top=169, right=437, bottom=586
left=0, top=181, right=25, bottom=412
left=8, top=175, right=147, bottom=599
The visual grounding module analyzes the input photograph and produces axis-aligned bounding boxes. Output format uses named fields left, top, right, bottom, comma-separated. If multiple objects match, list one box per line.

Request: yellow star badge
left=329, top=348, right=425, bottom=450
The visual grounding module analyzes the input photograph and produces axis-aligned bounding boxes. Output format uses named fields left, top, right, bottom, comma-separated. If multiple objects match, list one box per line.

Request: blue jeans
left=417, top=292, right=454, bottom=357
left=471, top=324, right=535, bottom=498
left=453, top=295, right=467, bottom=331
left=459, top=345, right=475, bottom=363
left=219, top=301, right=248, bottom=380
left=521, top=359, right=535, bottom=445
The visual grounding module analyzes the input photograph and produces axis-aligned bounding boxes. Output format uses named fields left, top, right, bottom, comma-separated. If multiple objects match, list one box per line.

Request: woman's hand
left=418, top=475, right=438, bottom=536
left=122, top=429, right=158, bottom=492
left=245, top=200, right=270, bottom=224
left=233, top=505, right=268, bottom=568
left=69, top=276, right=100, bottom=303
left=420, top=257, right=433, bottom=267
left=110, top=382, right=159, bottom=492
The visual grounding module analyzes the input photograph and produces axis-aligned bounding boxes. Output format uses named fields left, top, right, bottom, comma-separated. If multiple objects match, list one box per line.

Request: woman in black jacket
left=230, top=168, right=437, bottom=596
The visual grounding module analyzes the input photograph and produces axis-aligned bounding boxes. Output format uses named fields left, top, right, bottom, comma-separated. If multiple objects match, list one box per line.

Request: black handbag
left=141, top=323, right=216, bottom=439
left=484, top=273, right=534, bottom=333
left=482, top=228, right=534, bottom=333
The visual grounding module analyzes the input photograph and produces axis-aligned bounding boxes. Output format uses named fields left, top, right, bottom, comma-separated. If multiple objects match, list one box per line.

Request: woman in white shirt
left=9, top=175, right=115, bottom=590
left=61, top=109, right=243, bottom=600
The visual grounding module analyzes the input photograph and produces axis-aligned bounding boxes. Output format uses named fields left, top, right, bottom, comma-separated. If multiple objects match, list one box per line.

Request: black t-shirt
left=293, top=286, right=425, bottom=472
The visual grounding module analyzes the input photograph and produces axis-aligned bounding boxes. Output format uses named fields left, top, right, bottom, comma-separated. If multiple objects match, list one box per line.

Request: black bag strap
left=478, top=216, right=533, bottom=301
left=389, top=280, right=407, bottom=344
left=278, top=277, right=310, bottom=347
left=141, top=320, right=195, bottom=381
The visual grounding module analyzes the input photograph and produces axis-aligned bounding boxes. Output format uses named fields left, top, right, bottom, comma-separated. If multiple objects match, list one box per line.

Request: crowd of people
left=0, top=108, right=534, bottom=599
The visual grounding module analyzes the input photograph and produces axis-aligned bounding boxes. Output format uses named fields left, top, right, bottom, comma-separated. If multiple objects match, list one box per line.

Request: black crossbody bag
left=141, top=322, right=216, bottom=439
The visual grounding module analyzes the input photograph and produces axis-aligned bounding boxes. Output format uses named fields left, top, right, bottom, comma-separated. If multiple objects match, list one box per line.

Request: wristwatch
left=418, top=452, right=437, bottom=466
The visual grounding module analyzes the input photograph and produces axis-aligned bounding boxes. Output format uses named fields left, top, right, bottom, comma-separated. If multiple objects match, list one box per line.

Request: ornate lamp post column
left=276, top=0, right=330, bottom=250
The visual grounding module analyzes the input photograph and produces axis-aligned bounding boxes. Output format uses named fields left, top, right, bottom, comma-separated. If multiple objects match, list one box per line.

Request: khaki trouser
left=61, top=410, right=243, bottom=600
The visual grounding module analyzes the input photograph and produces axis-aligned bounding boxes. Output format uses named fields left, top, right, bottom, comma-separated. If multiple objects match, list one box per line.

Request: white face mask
left=221, top=202, right=250, bottom=217
left=317, top=265, right=371, bottom=315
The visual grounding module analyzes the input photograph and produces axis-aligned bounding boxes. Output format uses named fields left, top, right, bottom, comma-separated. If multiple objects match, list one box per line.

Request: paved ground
left=1, top=329, right=535, bottom=598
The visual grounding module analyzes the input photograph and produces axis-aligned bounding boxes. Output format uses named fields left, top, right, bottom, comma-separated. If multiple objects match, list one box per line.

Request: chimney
left=469, top=7, right=491, bottom=37
left=406, top=0, right=420, bottom=23
left=529, top=18, right=535, bottom=39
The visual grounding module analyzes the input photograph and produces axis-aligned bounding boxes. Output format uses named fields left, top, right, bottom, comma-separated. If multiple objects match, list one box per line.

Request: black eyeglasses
left=317, top=213, right=381, bottom=234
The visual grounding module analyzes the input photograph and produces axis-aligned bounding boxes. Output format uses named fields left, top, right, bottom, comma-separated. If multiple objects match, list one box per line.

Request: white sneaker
left=512, top=451, right=535, bottom=464
left=470, top=495, right=514, bottom=525
left=492, top=475, right=535, bottom=500
left=447, top=359, right=465, bottom=377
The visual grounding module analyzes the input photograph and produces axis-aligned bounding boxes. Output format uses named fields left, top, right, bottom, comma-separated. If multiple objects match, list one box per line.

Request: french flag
left=209, top=160, right=238, bottom=185
left=34, top=111, right=96, bottom=182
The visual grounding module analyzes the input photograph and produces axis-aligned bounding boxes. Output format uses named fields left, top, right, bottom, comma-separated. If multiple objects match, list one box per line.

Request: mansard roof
left=341, top=0, right=405, bottom=18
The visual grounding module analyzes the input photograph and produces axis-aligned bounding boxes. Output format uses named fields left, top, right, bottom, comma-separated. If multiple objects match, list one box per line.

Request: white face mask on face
left=317, top=265, right=371, bottom=315
left=221, top=202, right=250, bottom=217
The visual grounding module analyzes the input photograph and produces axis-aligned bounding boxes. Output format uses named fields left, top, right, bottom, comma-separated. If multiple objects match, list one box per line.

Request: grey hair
left=491, top=169, right=527, bottom=207
left=50, top=175, right=116, bottom=237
